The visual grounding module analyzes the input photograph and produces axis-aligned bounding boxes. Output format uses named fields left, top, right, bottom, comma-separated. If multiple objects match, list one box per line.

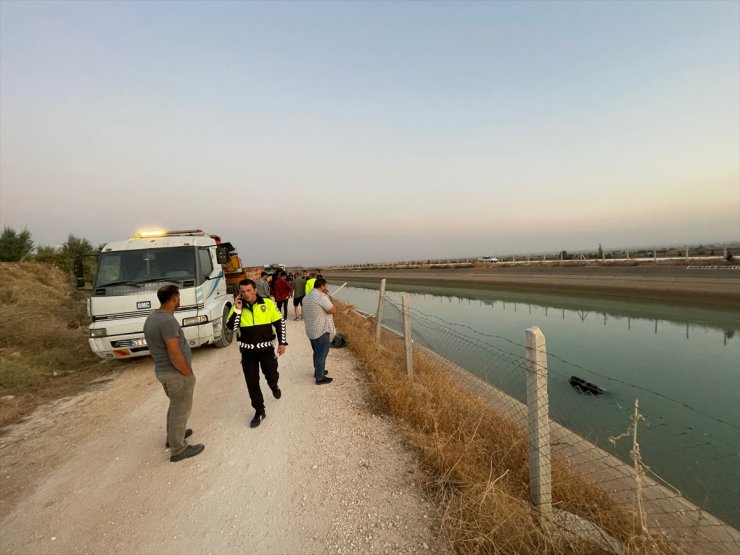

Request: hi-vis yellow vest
left=305, top=278, right=316, bottom=295
left=228, top=297, right=281, bottom=327
left=227, top=296, right=287, bottom=349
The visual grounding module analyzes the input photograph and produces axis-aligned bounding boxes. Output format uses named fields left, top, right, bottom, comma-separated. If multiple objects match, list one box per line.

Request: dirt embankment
left=326, top=264, right=740, bottom=308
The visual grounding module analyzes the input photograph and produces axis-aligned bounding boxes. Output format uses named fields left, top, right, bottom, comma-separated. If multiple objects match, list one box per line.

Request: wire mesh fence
left=357, top=289, right=740, bottom=554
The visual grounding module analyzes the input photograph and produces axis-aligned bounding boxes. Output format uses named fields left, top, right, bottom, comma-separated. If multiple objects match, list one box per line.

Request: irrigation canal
left=329, top=280, right=740, bottom=529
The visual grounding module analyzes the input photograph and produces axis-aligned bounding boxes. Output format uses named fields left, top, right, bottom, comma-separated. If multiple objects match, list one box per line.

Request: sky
left=1, top=0, right=738, bottom=266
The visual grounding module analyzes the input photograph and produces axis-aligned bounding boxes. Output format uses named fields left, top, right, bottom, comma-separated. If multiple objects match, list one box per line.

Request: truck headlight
left=90, top=328, right=107, bottom=338
left=182, top=315, right=208, bottom=326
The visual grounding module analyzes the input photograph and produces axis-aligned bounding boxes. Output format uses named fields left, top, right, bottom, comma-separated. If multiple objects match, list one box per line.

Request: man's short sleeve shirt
left=143, top=311, right=192, bottom=374
left=303, top=289, right=336, bottom=340
left=292, top=278, right=306, bottom=298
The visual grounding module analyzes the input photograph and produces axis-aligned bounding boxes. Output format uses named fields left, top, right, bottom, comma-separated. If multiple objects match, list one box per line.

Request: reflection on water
left=331, top=281, right=740, bottom=528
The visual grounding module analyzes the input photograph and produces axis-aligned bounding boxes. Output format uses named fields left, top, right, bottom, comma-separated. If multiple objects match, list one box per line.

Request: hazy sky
left=1, top=0, right=738, bottom=265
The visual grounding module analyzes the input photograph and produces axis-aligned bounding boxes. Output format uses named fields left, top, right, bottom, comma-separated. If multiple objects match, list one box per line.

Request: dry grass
left=333, top=302, right=678, bottom=554
left=0, top=262, right=114, bottom=427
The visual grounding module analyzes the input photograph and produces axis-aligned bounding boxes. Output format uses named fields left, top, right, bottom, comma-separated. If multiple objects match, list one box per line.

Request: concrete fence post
left=375, top=279, right=386, bottom=343
left=402, top=294, right=413, bottom=376
left=525, top=326, right=552, bottom=521
left=626, top=250, right=630, bottom=260
left=331, top=282, right=348, bottom=296
left=685, top=245, right=689, bottom=260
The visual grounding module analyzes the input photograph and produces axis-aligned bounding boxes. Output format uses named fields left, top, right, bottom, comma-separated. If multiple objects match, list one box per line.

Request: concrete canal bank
left=326, top=265, right=740, bottom=308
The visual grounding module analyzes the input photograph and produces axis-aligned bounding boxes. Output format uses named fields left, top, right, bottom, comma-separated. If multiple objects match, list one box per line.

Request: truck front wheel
left=214, top=305, right=234, bottom=348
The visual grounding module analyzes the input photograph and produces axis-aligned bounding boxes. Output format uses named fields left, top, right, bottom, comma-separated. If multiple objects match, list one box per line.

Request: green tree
left=0, top=227, right=34, bottom=261
left=33, top=235, right=98, bottom=280
left=57, top=234, right=95, bottom=274
left=33, top=245, right=59, bottom=265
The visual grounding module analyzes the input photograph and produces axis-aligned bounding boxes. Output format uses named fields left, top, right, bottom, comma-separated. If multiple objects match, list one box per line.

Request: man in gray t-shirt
left=255, top=272, right=272, bottom=298
left=145, top=311, right=192, bottom=374
left=143, top=285, right=204, bottom=462
left=291, top=272, right=307, bottom=320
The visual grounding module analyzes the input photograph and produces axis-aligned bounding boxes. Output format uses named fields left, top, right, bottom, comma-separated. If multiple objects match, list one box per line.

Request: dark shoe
left=271, top=386, right=282, bottom=399
left=316, top=377, right=333, bottom=385
left=170, top=443, right=205, bottom=462
left=166, top=428, right=193, bottom=448
left=250, top=410, right=266, bottom=428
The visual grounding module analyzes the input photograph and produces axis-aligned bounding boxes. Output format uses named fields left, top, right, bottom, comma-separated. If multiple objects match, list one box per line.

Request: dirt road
left=0, top=319, right=450, bottom=555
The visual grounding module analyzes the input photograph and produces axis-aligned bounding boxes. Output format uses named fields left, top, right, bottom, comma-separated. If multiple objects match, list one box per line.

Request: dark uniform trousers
left=241, top=349, right=280, bottom=411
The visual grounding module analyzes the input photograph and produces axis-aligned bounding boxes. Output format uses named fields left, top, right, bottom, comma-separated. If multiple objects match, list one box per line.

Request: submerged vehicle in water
left=569, top=376, right=605, bottom=395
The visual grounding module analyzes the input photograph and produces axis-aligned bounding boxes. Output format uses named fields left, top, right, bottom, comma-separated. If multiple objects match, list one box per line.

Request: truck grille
left=92, top=303, right=203, bottom=322
left=111, top=339, right=148, bottom=348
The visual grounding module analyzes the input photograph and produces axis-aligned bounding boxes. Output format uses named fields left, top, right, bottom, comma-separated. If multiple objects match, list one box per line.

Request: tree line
left=0, top=226, right=99, bottom=275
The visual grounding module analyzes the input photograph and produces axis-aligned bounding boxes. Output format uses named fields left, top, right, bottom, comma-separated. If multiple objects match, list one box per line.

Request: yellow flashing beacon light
left=135, top=228, right=168, bottom=238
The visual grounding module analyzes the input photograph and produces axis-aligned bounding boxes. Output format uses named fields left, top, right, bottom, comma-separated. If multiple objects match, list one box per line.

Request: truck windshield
left=94, top=247, right=196, bottom=288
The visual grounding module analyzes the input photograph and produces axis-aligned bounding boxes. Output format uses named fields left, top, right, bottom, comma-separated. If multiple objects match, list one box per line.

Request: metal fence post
left=375, top=279, right=386, bottom=343
left=402, top=294, right=413, bottom=376
left=526, top=326, right=552, bottom=520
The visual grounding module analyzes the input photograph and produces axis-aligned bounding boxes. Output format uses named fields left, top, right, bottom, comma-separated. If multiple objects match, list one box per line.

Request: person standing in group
left=227, top=278, right=287, bottom=428
left=303, top=277, right=336, bottom=385
left=143, top=285, right=205, bottom=462
left=292, top=270, right=307, bottom=320
left=273, top=271, right=291, bottom=320
left=305, top=273, right=317, bottom=296
left=255, top=272, right=272, bottom=299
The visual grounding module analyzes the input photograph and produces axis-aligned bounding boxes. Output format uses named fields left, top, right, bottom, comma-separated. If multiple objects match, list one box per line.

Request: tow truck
left=78, top=228, right=261, bottom=359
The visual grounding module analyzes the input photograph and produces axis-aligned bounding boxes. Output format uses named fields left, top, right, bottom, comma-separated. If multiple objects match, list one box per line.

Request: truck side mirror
left=74, top=255, right=85, bottom=288
left=216, top=246, right=230, bottom=265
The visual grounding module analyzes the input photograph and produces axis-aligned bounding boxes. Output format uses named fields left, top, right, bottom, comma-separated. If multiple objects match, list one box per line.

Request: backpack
left=330, top=333, right=347, bottom=348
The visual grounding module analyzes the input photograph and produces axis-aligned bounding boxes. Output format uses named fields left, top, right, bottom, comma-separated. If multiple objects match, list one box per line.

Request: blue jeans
left=309, top=333, right=331, bottom=381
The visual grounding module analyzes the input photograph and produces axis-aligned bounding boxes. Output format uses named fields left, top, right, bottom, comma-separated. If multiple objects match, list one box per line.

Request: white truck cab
left=87, top=229, right=234, bottom=359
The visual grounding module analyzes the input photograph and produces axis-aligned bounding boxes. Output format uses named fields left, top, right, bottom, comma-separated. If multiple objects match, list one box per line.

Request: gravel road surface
left=0, top=319, right=451, bottom=555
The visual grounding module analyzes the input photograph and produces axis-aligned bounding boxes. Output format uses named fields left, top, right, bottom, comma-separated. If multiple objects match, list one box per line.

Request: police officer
left=227, top=278, right=287, bottom=428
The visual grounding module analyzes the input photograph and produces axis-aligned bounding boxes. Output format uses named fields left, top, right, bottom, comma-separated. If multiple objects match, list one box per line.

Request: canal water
left=329, top=281, right=740, bottom=528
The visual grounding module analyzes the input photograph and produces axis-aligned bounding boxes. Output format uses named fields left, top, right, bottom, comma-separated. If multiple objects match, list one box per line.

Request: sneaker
left=294, top=317, right=300, bottom=321
left=166, top=428, right=193, bottom=448
left=272, top=386, right=282, bottom=399
left=316, top=377, right=333, bottom=385
left=250, top=409, right=266, bottom=428
left=170, top=443, right=205, bottom=462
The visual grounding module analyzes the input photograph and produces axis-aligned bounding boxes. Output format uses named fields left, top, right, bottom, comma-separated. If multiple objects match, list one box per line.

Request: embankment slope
left=326, top=265, right=740, bottom=307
